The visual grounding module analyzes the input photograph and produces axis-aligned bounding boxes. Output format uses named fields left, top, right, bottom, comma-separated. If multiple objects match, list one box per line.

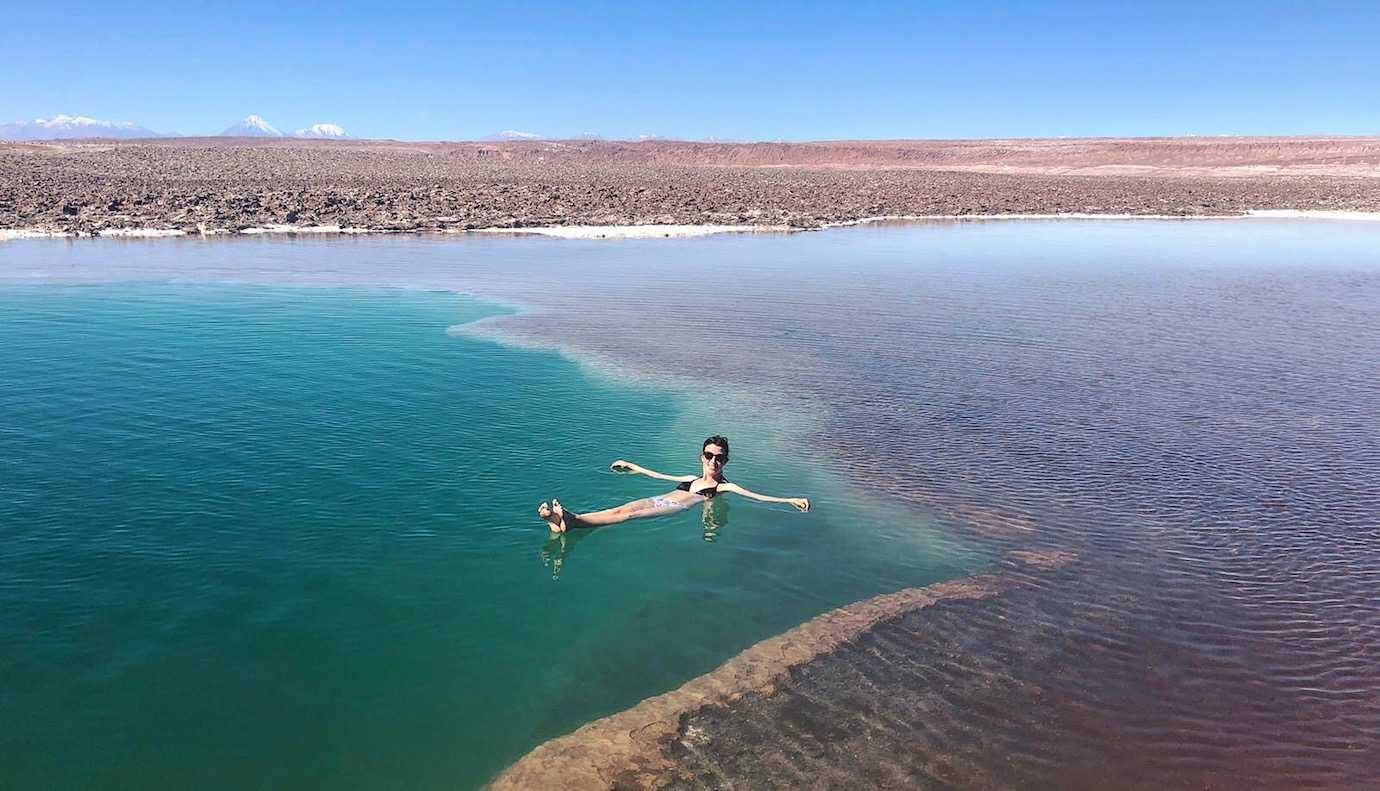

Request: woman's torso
left=675, top=477, right=725, bottom=499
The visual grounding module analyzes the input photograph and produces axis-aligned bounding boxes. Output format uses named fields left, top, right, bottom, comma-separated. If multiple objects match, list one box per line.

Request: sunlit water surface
left=3, top=219, right=1379, bottom=789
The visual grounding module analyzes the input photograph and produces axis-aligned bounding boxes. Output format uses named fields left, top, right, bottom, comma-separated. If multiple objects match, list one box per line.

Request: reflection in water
left=539, top=498, right=729, bottom=579
left=539, top=529, right=595, bottom=580
left=700, top=499, right=729, bottom=542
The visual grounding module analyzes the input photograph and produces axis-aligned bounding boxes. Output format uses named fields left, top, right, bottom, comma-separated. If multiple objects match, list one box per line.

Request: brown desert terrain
left=1, top=136, right=1378, bottom=234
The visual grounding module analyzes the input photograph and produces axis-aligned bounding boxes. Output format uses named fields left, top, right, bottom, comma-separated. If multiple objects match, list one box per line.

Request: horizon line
left=8, top=132, right=1380, bottom=145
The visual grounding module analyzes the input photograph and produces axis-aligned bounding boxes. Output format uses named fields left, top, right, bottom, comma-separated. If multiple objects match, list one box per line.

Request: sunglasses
left=702, top=451, right=728, bottom=463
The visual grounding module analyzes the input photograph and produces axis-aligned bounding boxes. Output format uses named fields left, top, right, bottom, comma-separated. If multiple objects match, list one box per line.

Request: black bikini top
left=677, top=477, right=726, bottom=498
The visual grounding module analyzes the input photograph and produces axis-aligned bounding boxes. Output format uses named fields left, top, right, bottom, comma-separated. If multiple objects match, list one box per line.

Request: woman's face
left=700, top=442, right=727, bottom=477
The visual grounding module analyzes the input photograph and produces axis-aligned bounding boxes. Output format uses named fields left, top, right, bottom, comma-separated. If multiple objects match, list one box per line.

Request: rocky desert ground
left=2, top=136, right=1378, bottom=234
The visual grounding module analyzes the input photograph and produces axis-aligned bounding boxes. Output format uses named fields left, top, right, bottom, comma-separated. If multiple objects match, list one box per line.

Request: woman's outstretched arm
left=719, top=482, right=811, bottom=511
left=609, top=459, right=696, bottom=483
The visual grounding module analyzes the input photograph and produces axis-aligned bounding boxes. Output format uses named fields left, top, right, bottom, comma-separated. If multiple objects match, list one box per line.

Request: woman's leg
left=538, top=497, right=663, bottom=532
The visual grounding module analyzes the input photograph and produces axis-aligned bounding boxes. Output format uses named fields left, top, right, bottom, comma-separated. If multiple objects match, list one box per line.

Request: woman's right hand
left=610, top=459, right=635, bottom=473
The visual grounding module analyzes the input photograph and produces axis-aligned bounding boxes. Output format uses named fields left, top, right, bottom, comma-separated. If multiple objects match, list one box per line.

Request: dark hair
left=703, top=435, right=730, bottom=460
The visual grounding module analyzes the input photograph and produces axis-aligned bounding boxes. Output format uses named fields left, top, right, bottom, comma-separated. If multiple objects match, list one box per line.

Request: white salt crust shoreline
left=1244, top=209, right=1380, bottom=221
left=4, top=211, right=1380, bottom=243
left=0, top=224, right=378, bottom=241
left=239, top=224, right=376, bottom=235
left=826, top=209, right=1380, bottom=227
left=466, top=224, right=792, bottom=238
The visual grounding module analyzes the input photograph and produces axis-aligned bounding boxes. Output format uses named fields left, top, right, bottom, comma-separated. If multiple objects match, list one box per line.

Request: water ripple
left=5, top=221, right=1380, bottom=788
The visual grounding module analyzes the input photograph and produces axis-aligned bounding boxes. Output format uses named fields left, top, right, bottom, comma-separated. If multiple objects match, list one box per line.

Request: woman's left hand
left=791, top=498, right=811, bottom=512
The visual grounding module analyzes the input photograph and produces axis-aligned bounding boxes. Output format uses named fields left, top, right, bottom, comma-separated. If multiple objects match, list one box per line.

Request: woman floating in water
left=537, top=435, right=811, bottom=533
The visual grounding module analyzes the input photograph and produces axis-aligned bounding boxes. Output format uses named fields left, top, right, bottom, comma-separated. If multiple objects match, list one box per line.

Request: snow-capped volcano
left=0, top=114, right=165, bottom=140
left=294, top=123, right=348, bottom=139
left=220, top=114, right=283, bottom=137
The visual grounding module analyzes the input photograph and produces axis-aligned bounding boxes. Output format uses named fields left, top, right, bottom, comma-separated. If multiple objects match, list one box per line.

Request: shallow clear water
left=4, top=219, right=1380, bottom=789
left=0, top=281, right=971, bottom=789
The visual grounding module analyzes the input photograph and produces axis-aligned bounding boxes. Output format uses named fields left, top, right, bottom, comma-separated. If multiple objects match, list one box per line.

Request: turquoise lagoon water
left=11, top=220, right=1378, bottom=789
left=0, top=280, right=975, bottom=789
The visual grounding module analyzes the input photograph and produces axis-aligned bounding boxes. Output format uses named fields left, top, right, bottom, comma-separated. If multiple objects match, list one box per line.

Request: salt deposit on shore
left=0, top=229, right=71, bottom=241
left=239, top=224, right=376, bottom=235
left=6, top=210, right=1380, bottom=244
left=815, top=209, right=1380, bottom=228
left=824, top=213, right=1231, bottom=227
left=1245, top=209, right=1380, bottom=221
left=468, top=224, right=792, bottom=239
left=97, top=228, right=186, bottom=238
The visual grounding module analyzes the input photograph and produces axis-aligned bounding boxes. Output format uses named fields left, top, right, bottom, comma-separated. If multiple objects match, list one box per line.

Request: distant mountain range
left=0, top=113, right=351, bottom=141
left=0, top=115, right=632, bottom=143
left=484, top=130, right=543, bottom=141
left=0, top=114, right=170, bottom=140
left=219, top=115, right=350, bottom=139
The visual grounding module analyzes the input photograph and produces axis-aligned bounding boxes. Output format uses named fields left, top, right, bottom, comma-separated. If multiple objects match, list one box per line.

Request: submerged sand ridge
left=2, top=136, right=1379, bottom=236
left=488, top=553, right=1070, bottom=790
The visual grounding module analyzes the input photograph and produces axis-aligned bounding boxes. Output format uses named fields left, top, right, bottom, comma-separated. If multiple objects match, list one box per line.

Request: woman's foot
left=538, top=501, right=562, bottom=532
left=552, top=500, right=573, bottom=531
left=538, top=500, right=573, bottom=532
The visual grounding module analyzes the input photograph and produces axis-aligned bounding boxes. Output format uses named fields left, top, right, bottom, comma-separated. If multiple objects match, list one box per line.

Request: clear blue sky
left=3, top=0, right=1377, bottom=141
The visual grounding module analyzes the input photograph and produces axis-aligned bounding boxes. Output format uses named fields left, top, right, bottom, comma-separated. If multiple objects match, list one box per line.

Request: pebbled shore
left=2, top=137, right=1379, bottom=236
